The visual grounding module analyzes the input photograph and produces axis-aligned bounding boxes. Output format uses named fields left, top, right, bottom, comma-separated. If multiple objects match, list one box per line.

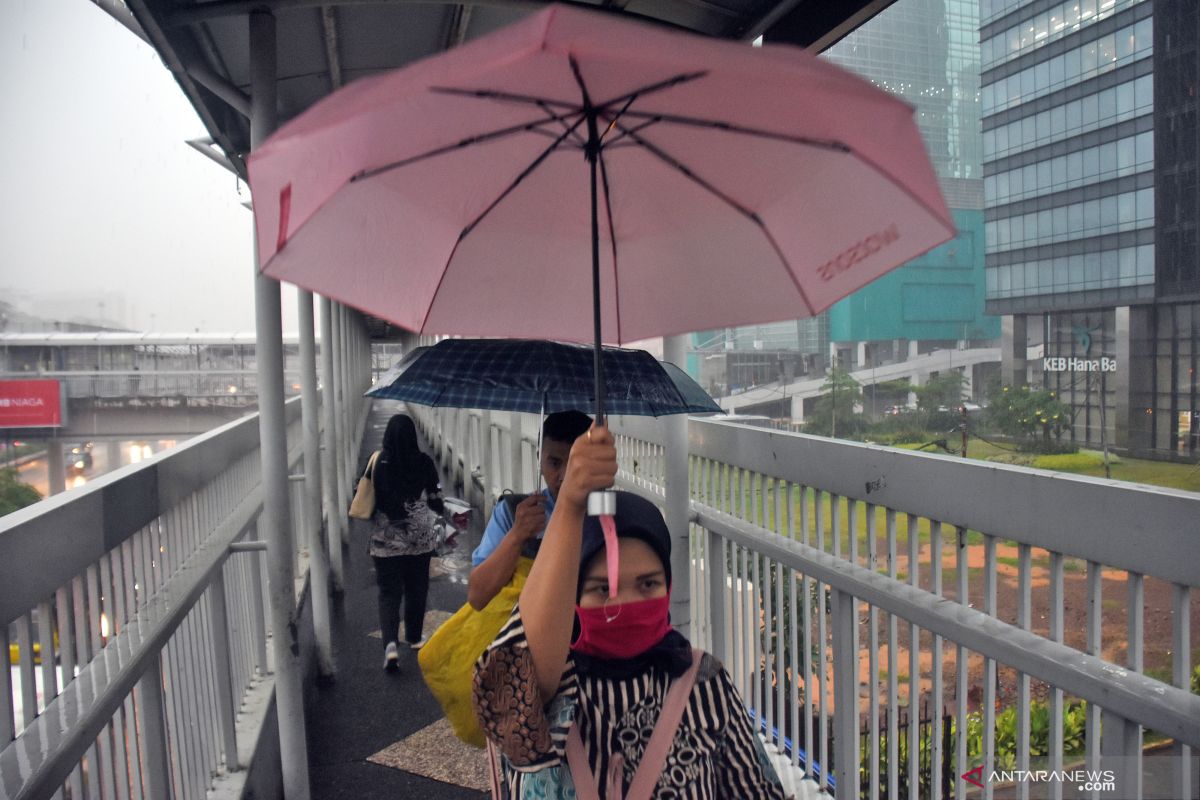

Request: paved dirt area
left=842, top=537, right=1200, bottom=718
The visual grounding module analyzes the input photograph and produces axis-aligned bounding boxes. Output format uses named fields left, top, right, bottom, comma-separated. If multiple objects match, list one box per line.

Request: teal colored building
left=828, top=208, right=999, bottom=343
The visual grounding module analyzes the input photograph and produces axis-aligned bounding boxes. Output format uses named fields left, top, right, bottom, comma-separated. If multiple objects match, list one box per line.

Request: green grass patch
left=1033, top=452, right=1106, bottom=471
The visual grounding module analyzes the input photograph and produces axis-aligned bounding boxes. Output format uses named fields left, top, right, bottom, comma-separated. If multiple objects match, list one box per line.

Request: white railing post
left=831, top=587, right=860, bottom=799
left=208, top=570, right=240, bottom=771
left=1100, top=711, right=1139, bottom=799
left=481, top=410, right=494, bottom=515
left=510, top=412, right=524, bottom=493
left=706, top=529, right=727, bottom=664
left=663, top=335, right=691, bottom=639
left=137, top=656, right=173, bottom=799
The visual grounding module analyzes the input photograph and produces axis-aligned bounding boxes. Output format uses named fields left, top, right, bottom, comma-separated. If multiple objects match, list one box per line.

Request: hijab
left=373, top=414, right=434, bottom=518
left=572, top=491, right=692, bottom=679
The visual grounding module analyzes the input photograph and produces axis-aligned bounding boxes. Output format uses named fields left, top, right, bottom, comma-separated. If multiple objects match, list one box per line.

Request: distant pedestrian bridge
left=0, top=332, right=315, bottom=438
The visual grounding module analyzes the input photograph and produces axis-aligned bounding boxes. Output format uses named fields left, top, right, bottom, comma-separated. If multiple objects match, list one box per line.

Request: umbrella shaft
left=588, top=110, right=606, bottom=425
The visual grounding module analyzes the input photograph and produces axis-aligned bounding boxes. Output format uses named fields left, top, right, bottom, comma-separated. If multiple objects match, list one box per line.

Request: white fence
left=0, top=402, right=308, bottom=800
left=412, top=406, right=1200, bottom=800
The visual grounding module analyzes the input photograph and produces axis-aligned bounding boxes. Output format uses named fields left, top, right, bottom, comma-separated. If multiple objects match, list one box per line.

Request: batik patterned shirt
left=473, top=605, right=790, bottom=799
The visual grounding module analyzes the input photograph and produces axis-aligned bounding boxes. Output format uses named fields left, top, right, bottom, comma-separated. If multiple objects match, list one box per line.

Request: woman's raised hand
left=557, top=426, right=618, bottom=511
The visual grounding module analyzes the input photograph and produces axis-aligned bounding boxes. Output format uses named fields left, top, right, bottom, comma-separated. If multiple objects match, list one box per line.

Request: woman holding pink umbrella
left=473, top=426, right=789, bottom=799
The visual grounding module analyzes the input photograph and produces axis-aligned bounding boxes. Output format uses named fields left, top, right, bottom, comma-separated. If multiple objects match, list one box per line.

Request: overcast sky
left=0, top=0, right=298, bottom=333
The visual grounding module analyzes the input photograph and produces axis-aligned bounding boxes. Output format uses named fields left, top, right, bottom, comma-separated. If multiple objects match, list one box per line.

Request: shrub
left=0, top=467, right=41, bottom=516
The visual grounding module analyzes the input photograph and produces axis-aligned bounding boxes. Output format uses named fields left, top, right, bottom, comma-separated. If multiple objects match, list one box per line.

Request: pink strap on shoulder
left=566, top=726, right=601, bottom=800
left=625, top=648, right=703, bottom=800
left=564, top=648, right=704, bottom=800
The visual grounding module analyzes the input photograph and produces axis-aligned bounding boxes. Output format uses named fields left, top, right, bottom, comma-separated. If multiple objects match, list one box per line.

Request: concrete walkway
left=307, top=400, right=487, bottom=800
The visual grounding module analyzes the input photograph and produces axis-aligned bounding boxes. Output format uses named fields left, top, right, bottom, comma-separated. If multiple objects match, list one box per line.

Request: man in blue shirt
left=467, top=410, right=592, bottom=610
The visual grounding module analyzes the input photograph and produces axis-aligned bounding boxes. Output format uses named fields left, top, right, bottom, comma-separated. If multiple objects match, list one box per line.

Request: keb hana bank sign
left=1043, top=356, right=1117, bottom=373
left=0, top=380, right=64, bottom=429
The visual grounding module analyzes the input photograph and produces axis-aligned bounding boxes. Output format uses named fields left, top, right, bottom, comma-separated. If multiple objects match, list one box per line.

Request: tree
left=0, top=467, right=41, bottom=517
left=916, top=370, right=967, bottom=414
left=915, top=370, right=968, bottom=430
left=985, top=382, right=1070, bottom=446
left=805, top=367, right=865, bottom=438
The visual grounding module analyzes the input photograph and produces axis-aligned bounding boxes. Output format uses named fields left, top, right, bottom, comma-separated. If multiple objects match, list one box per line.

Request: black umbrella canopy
left=366, top=338, right=721, bottom=417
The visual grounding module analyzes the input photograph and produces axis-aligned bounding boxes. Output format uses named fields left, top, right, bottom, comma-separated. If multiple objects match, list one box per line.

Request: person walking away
left=467, top=410, right=592, bottom=610
left=473, top=427, right=789, bottom=799
left=369, top=413, right=444, bottom=671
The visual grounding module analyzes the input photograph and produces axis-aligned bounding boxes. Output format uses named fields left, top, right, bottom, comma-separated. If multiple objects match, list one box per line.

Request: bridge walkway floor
left=306, top=399, right=488, bottom=799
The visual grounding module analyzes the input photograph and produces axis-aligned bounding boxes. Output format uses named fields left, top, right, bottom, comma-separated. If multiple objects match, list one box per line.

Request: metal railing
left=0, top=370, right=305, bottom=403
left=0, top=400, right=309, bottom=800
left=413, top=407, right=1200, bottom=800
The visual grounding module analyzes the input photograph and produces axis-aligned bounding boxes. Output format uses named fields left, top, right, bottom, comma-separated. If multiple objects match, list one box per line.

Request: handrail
left=0, top=398, right=303, bottom=627
left=694, top=502, right=1200, bottom=748
left=616, top=415, right=1200, bottom=588
left=0, top=482, right=269, bottom=799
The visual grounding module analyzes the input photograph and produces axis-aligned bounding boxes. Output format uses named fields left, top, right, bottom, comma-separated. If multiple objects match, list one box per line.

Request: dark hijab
left=572, top=491, right=692, bottom=679
left=372, top=414, right=441, bottom=519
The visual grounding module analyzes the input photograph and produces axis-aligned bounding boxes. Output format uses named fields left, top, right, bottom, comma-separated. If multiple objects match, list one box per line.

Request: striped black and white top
left=473, top=605, right=790, bottom=800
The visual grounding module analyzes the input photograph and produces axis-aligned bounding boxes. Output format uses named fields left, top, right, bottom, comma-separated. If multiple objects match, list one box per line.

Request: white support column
left=319, top=297, right=344, bottom=591
left=106, top=440, right=123, bottom=470
left=250, top=12, right=310, bottom=799
left=332, top=304, right=349, bottom=545
left=663, top=335, right=691, bottom=639
left=47, top=439, right=65, bottom=496
left=299, top=290, right=334, bottom=676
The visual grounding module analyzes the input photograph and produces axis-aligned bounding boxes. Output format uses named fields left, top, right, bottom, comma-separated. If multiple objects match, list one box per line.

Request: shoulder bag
left=348, top=451, right=380, bottom=520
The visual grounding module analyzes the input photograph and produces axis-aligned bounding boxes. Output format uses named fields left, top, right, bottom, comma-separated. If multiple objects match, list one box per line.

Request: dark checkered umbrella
left=366, top=338, right=720, bottom=417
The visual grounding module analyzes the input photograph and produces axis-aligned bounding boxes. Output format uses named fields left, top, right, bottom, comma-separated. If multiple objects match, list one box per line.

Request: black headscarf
left=572, top=491, right=692, bottom=679
left=372, top=414, right=441, bottom=519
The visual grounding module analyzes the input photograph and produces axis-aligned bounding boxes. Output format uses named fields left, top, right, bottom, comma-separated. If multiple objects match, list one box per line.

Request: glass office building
left=983, top=0, right=1199, bottom=457
left=698, top=0, right=999, bottom=401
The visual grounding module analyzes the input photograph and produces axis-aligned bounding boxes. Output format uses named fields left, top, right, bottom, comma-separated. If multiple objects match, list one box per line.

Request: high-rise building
left=695, top=0, right=1000, bottom=404
left=823, top=0, right=998, bottom=357
left=983, top=0, right=1198, bottom=457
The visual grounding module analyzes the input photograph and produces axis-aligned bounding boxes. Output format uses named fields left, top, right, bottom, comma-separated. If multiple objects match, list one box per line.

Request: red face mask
left=572, top=594, right=672, bottom=660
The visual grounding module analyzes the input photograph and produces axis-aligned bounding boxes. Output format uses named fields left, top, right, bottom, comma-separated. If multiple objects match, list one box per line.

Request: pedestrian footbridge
left=2, top=332, right=1197, bottom=800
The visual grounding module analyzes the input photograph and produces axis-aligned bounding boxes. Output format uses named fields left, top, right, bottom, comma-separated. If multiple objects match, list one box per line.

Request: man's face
left=540, top=438, right=573, bottom=499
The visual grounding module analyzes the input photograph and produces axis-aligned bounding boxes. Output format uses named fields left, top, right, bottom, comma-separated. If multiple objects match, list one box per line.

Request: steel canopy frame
left=114, top=0, right=897, bottom=185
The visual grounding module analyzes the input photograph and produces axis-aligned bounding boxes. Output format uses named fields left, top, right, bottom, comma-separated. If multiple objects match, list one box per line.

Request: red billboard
left=0, top=380, right=64, bottom=429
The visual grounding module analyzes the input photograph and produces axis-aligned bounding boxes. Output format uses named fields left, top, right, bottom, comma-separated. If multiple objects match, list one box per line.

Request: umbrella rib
left=353, top=110, right=580, bottom=181
left=603, top=116, right=665, bottom=148
left=431, top=86, right=581, bottom=112
left=537, top=99, right=588, bottom=148
left=613, top=122, right=760, bottom=222
left=609, top=109, right=851, bottom=153
left=594, top=71, right=709, bottom=114
left=458, top=113, right=588, bottom=241
left=614, top=122, right=818, bottom=316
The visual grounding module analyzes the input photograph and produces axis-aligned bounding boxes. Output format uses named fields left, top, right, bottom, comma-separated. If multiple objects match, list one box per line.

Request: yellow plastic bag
left=419, top=556, right=534, bottom=747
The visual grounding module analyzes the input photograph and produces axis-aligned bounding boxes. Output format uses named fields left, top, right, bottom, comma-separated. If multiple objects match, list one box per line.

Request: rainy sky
left=0, top=0, right=299, bottom=333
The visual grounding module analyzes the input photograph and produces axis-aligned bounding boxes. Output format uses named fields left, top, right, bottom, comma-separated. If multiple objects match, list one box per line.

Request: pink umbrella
left=248, top=3, right=953, bottom=421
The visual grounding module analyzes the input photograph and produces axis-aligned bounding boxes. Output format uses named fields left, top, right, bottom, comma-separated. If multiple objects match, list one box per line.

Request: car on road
left=66, top=442, right=94, bottom=476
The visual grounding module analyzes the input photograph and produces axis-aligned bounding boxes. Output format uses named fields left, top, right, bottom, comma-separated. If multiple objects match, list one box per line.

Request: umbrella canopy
left=366, top=339, right=721, bottom=417
left=248, top=3, right=954, bottom=349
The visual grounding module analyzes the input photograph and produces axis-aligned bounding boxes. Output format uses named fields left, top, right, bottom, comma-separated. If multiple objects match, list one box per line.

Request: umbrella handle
left=587, top=490, right=618, bottom=516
